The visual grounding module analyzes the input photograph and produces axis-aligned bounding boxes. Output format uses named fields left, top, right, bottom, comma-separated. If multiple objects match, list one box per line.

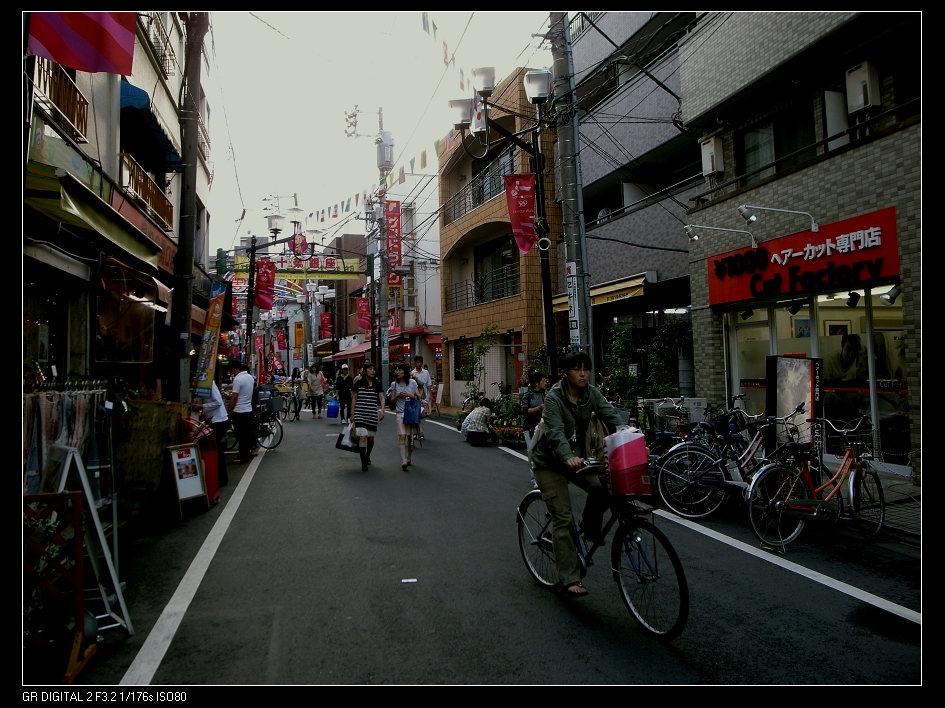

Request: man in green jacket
left=531, top=352, right=624, bottom=598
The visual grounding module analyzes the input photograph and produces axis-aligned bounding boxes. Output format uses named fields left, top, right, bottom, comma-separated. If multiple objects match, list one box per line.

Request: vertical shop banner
left=357, top=297, right=372, bottom=331
left=255, top=335, right=265, bottom=385
left=386, top=201, right=402, bottom=287
left=194, top=293, right=225, bottom=399
left=270, top=342, right=285, bottom=378
left=276, top=328, right=287, bottom=351
left=27, top=12, right=138, bottom=75
left=254, top=258, right=275, bottom=311
left=320, top=312, right=333, bottom=340
left=295, top=321, right=305, bottom=350
left=504, top=174, right=538, bottom=255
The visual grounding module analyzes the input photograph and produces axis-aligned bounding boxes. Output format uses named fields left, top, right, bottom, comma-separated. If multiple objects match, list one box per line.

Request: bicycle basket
left=263, top=395, right=284, bottom=414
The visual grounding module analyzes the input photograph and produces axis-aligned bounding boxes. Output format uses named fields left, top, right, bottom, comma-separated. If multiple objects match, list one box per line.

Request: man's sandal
left=561, top=581, right=589, bottom=598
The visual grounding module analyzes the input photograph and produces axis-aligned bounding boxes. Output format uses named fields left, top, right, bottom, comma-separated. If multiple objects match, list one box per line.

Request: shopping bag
left=335, top=423, right=361, bottom=453
left=420, top=400, right=430, bottom=418
left=403, top=399, right=421, bottom=425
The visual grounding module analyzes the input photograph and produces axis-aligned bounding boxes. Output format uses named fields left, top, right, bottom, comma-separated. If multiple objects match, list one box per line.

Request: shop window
left=737, top=101, right=816, bottom=185
left=453, top=339, right=474, bottom=381
left=95, top=261, right=158, bottom=363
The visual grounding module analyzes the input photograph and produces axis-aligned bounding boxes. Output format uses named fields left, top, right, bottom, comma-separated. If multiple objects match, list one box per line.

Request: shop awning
left=25, top=163, right=161, bottom=273
left=425, top=333, right=443, bottom=346
left=120, top=81, right=182, bottom=173
left=553, top=273, right=648, bottom=312
left=330, top=340, right=372, bottom=361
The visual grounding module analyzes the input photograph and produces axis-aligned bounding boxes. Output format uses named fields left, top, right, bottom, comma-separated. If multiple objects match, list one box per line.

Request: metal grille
left=443, top=147, right=517, bottom=224
left=446, top=262, right=521, bottom=312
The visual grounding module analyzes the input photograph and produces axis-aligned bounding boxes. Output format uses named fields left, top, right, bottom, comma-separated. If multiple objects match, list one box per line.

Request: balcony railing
left=569, top=11, right=604, bottom=41
left=144, top=12, right=177, bottom=78
left=119, top=153, right=174, bottom=230
left=447, top=262, right=521, bottom=312
left=443, top=147, right=517, bottom=225
left=197, top=111, right=211, bottom=162
left=32, top=58, right=89, bottom=143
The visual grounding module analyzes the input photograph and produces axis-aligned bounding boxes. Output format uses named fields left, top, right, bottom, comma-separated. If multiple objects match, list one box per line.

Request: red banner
left=320, top=311, right=333, bottom=340
left=386, top=201, right=402, bottom=285
left=707, top=207, right=900, bottom=306
left=275, top=328, right=287, bottom=351
left=27, top=12, right=137, bottom=75
left=504, top=174, right=538, bottom=255
left=254, top=258, right=275, bottom=310
left=357, top=297, right=371, bottom=331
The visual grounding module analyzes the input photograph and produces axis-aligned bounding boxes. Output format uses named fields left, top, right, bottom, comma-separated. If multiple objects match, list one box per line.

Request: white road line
left=655, top=509, right=921, bottom=625
left=120, top=449, right=267, bottom=685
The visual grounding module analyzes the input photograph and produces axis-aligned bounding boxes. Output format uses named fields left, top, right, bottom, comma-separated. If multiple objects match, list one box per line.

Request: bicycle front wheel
left=747, top=464, right=809, bottom=548
left=257, top=416, right=284, bottom=449
left=517, top=490, right=558, bottom=588
left=612, top=519, right=689, bottom=641
left=656, top=446, right=726, bottom=519
left=851, top=468, right=885, bottom=539
left=224, top=422, right=238, bottom=451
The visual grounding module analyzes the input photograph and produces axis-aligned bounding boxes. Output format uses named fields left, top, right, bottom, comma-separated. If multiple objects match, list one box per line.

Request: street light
left=737, top=205, right=819, bottom=233
left=684, top=223, right=757, bottom=249
left=447, top=67, right=558, bottom=374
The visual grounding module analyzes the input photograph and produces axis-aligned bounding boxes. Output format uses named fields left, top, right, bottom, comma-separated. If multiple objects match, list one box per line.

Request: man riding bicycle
left=529, top=352, right=623, bottom=598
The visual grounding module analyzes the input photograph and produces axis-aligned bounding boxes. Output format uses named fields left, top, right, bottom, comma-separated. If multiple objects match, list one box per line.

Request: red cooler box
left=605, top=430, right=651, bottom=497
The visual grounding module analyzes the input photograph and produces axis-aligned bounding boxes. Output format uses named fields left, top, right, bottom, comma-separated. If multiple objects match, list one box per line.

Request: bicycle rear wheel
left=257, top=415, right=284, bottom=449
left=851, top=468, right=885, bottom=539
left=611, top=519, right=689, bottom=641
left=656, top=446, right=726, bottom=519
left=747, top=464, right=809, bottom=548
left=517, top=490, right=558, bottom=588
left=279, top=396, right=289, bottom=420
left=224, top=422, right=238, bottom=451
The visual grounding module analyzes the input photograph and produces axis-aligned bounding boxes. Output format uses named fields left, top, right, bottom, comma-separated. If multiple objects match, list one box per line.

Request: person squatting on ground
left=529, top=351, right=623, bottom=598
left=462, top=397, right=496, bottom=446
left=335, top=363, right=353, bottom=423
left=227, top=360, right=257, bottom=464
left=389, top=363, right=420, bottom=471
left=411, top=355, right=432, bottom=439
left=350, top=362, right=385, bottom=471
left=306, top=364, right=327, bottom=418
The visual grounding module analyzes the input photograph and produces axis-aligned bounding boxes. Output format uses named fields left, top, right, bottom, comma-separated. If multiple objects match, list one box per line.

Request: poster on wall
left=765, top=356, right=823, bottom=446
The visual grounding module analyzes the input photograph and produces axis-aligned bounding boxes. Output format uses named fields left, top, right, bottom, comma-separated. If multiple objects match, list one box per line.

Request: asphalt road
left=55, top=409, right=920, bottom=686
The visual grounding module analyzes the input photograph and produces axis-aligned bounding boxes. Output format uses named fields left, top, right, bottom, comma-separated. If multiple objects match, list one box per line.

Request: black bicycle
left=516, top=459, right=689, bottom=641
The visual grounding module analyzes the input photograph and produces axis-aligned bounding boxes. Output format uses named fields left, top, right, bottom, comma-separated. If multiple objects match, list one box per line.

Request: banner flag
left=504, top=174, right=539, bottom=255
left=194, top=292, right=225, bottom=399
left=276, top=328, right=288, bottom=351
left=254, top=258, right=275, bottom=310
left=420, top=150, right=427, bottom=169
left=27, top=12, right=137, bottom=75
left=320, top=311, right=333, bottom=340
left=356, top=297, right=371, bottom=331
left=422, top=12, right=429, bottom=34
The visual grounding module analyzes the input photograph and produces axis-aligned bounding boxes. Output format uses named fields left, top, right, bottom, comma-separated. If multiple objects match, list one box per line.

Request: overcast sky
left=205, top=12, right=552, bottom=256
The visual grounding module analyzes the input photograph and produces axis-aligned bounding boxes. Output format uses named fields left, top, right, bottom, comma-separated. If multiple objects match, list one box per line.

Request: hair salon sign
left=708, top=207, right=899, bottom=306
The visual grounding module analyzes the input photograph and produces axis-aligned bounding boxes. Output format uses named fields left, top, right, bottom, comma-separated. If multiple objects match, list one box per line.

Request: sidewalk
left=879, top=472, right=921, bottom=539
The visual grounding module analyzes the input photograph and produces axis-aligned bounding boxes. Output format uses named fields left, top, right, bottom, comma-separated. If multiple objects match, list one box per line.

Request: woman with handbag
left=529, top=351, right=623, bottom=598
left=389, top=363, right=420, bottom=471
left=350, top=361, right=385, bottom=471
left=306, top=364, right=327, bottom=419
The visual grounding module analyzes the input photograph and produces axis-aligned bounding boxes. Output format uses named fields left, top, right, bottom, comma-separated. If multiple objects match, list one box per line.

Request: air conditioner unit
left=845, top=61, right=881, bottom=114
left=700, top=136, right=724, bottom=176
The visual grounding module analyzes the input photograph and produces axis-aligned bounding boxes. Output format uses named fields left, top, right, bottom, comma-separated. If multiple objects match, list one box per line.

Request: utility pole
left=375, top=110, right=393, bottom=392
left=169, top=12, right=210, bottom=402
left=550, top=12, right=593, bottom=370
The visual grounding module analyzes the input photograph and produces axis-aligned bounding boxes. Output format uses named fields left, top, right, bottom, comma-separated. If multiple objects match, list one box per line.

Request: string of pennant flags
left=311, top=12, right=481, bottom=224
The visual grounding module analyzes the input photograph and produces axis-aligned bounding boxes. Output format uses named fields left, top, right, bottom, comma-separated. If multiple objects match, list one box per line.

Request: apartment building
left=438, top=68, right=562, bottom=407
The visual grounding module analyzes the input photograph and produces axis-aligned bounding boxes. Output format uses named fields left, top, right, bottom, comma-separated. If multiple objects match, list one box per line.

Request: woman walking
left=306, top=364, right=326, bottom=418
left=521, top=370, right=549, bottom=436
left=351, top=361, right=385, bottom=471
left=389, top=363, right=420, bottom=471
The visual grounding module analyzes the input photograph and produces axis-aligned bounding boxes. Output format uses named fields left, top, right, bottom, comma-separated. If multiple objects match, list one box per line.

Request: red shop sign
left=707, top=207, right=899, bottom=306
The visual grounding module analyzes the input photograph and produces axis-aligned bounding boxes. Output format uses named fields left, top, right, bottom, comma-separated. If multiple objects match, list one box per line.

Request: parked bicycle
left=462, top=381, right=507, bottom=412
left=224, top=393, right=284, bottom=451
left=656, top=401, right=807, bottom=520
left=517, top=457, right=689, bottom=641
left=747, top=415, right=885, bottom=549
